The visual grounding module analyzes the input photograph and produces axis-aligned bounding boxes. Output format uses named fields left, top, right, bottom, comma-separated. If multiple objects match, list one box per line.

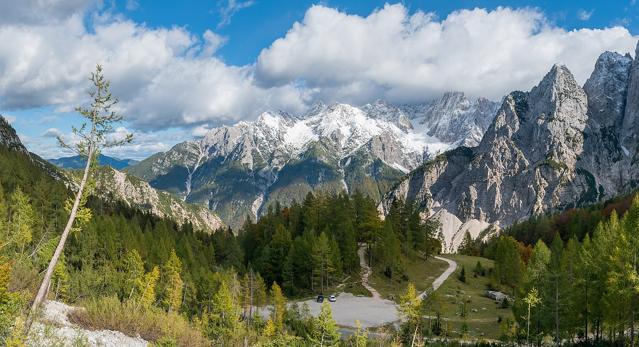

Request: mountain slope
left=127, top=95, right=499, bottom=227
left=382, top=42, right=639, bottom=231
left=89, top=167, right=223, bottom=231
left=49, top=154, right=139, bottom=170
left=0, top=115, right=222, bottom=233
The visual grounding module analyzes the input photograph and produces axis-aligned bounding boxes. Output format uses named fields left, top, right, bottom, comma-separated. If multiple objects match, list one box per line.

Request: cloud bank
left=0, top=3, right=638, bottom=134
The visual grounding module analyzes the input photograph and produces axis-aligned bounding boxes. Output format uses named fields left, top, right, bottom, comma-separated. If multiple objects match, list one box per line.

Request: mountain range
left=6, top=42, right=639, bottom=251
left=382, top=43, right=639, bottom=250
left=49, top=154, right=139, bottom=170
left=126, top=94, right=499, bottom=228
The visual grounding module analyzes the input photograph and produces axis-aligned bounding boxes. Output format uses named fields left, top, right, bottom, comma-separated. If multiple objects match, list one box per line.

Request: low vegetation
left=68, top=296, right=208, bottom=346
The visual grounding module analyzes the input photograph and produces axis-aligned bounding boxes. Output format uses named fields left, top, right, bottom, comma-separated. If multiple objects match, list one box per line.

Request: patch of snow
left=622, top=145, right=630, bottom=157
left=284, top=121, right=318, bottom=150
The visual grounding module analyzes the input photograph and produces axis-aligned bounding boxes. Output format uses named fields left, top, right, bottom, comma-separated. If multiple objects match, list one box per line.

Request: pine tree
left=0, top=261, right=22, bottom=342
left=254, top=272, right=267, bottom=315
left=123, top=249, right=145, bottom=300
left=458, top=232, right=476, bottom=256
left=350, top=320, right=368, bottom=347
left=493, top=236, right=524, bottom=295
left=0, top=182, right=8, bottom=251
left=458, top=266, right=466, bottom=283
left=473, top=261, right=484, bottom=277
left=27, top=65, right=132, bottom=332
left=548, top=234, right=564, bottom=343
left=312, top=232, right=334, bottom=293
left=209, top=278, right=242, bottom=341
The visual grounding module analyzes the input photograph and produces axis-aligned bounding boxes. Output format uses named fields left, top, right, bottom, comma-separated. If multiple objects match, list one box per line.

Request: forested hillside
left=239, top=193, right=441, bottom=296
left=0, top=133, right=443, bottom=345
left=454, top=191, right=639, bottom=345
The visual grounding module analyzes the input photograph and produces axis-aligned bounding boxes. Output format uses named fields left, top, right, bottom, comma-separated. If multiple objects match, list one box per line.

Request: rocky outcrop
left=383, top=42, right=639, bottom=230
left=91, top=167, right=223, bottom=232
left=0, top=115, right=28, bottom=154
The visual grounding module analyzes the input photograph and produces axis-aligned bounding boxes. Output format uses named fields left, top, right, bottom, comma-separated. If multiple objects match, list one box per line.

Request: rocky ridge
left=382, top=42, right=639, bottom=236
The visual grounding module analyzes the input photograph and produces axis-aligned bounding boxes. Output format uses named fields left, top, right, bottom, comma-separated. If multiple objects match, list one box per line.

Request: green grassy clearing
left=369, top=256, right=448, bottom=301
left=425, top=255, right=515, bottom=340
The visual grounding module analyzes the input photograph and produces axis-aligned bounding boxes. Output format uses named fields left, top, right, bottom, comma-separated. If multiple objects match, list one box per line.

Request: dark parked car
left=316, top=295, right=324, bottom=303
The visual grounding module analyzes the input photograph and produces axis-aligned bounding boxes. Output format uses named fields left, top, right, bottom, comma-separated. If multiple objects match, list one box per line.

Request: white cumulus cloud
left=0, top=2, right=638, bottom=156
left=256, top=4, right=639, bottom=103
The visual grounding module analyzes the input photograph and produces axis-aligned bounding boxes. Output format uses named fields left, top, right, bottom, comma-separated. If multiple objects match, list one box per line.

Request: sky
left=1, top=0, right=639, bottom=160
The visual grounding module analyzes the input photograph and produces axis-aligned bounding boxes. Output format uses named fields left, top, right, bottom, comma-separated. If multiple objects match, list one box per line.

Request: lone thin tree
left=524, top=287, right=541, bottom=347
left=25, top=65, right=132, bottom=332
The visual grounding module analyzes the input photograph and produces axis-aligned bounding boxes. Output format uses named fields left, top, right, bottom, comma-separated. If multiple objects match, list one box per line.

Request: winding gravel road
left=421, top=256, right=458, bottom=299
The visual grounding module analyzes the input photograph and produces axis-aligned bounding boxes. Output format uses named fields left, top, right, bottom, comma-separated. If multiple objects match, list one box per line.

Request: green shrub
left=68, top=296, right=208, bottom=347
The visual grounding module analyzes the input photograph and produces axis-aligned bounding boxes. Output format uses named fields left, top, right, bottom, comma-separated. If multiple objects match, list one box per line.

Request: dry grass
left=68, top=296, right=209, bottom=347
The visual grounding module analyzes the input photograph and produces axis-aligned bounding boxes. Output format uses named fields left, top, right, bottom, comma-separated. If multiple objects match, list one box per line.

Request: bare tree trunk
left=555, top=278, right=559, bottom=344
left=585, top=282, right=589, bottom=345
left=25, top=146, right=93, bottom=333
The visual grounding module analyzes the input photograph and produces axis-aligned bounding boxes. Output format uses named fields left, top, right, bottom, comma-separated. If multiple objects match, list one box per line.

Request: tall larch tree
left=162, top=249, right=184, bottom=313
left=26, top=65, right=132, bottom=332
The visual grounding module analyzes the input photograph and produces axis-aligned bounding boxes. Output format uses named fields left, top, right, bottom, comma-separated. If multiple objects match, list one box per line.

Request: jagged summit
left=383, top=41, right=639, bottom=240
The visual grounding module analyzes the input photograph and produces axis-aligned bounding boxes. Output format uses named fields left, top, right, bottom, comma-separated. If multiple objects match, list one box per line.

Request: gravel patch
left=29, top=301, right=148, bottom=347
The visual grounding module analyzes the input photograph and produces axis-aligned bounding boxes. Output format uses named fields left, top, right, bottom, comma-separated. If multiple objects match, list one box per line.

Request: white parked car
left=328, top=295, right=336, bottom=302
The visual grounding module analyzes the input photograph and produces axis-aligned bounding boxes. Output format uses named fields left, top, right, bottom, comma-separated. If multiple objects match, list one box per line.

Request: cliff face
left=383, top=43, right=639, bottom=229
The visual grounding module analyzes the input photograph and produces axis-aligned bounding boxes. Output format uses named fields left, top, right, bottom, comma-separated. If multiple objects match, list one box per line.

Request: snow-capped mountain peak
left=128, top=93, right=499, bottom=228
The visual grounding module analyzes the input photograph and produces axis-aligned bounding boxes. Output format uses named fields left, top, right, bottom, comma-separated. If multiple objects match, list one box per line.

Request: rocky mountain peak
left=439, top=91, right=470, bottom=108
left=405, top=92, right=500, bottom=147
left=622, top=41, right=639, bottom=153
left=530, top=64, right=581, bottom=101
left=382, top=41, right=639, bottom=238
left=584, top=51, right=632, bottom=130
left=129, top=94, right=499, bottom=227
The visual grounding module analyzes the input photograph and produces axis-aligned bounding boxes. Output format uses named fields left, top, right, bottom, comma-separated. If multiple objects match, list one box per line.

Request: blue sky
left=2, top=0, right=638, bottom=160
left=121, top=0, right=639, bottom=66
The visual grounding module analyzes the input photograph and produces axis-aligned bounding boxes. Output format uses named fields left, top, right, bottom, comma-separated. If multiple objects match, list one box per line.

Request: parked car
left=316, top=295, right=324, bottom=303
left=328, top=295, right=336, bottom=302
